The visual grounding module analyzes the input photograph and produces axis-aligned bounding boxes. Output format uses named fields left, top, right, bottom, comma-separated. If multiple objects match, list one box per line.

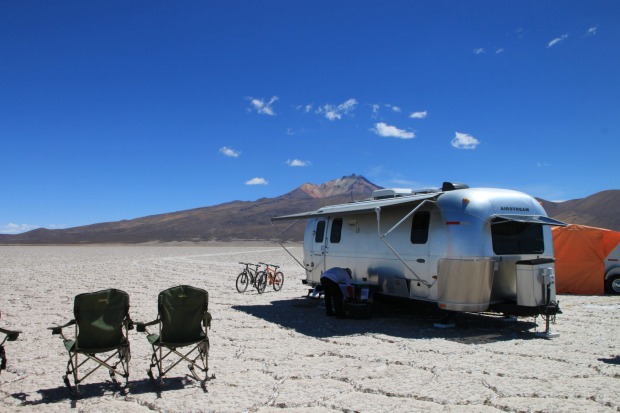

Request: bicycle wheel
left=272, top=271, right=284, bottom=291
left=255, top=271, right=267, bottom=294
left=236, top=272, right=249, bottom=293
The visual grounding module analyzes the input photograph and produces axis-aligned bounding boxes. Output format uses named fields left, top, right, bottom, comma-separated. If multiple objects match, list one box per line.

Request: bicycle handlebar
left=258, top=262, right=280, bottom=269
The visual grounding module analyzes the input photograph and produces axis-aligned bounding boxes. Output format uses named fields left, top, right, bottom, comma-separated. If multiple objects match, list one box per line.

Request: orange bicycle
left=256, top=262, right=284, bottom=293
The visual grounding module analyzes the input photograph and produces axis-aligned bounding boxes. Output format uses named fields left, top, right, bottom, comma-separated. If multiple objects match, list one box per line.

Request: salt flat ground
left=0, top=245, right=618, bottom=413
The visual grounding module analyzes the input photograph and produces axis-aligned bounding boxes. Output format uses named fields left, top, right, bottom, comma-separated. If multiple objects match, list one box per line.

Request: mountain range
left=0, top=175, right=618, bottom=244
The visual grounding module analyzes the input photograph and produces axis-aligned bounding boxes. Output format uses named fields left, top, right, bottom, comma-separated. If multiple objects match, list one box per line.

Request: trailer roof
left=271, top=193, right=439, bottom=221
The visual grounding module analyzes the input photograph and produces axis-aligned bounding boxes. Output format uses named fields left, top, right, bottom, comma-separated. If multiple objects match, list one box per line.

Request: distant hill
left=0, top=176, right=617, bottom=244
left=0, top=174, right=379, bottom=244
left=537, top=190, right=620, bottom=232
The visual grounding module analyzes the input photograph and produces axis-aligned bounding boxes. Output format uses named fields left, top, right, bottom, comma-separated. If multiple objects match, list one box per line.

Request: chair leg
left=64, top=352, right=80, bottom=397
left=109, top=348, right=130, bottom=392
left=188, top=340, right=214, bottom=382
left=64, top=348, right=131, bottom=396
left=147, top=347, right=165, bottom=387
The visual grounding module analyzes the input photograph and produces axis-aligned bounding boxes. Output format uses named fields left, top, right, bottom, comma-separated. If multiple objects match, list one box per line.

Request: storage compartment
left=516, top=258, right=556, bottom=307
left=354, top=284, right=374, bottom=303
left=437, top=258, right=495, bottom=312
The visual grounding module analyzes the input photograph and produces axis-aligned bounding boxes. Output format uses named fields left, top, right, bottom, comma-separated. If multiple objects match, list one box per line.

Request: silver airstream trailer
left=273, top=182, right=566, bottom=335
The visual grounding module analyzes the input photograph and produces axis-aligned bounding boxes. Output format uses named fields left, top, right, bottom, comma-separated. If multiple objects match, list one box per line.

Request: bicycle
left=236, top=262, right=263, bottom=293
left=256, top=262, right=284, bottom=293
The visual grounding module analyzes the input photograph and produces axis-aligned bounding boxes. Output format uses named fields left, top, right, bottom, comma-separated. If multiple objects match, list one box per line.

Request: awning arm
left=270, top=219, right=306, bottom=271
left=375, top=199, right=436, bottom=288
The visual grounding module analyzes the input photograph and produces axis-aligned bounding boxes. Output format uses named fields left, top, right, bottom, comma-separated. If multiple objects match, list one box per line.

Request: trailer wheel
left=606, top=275, right=620, bottom=294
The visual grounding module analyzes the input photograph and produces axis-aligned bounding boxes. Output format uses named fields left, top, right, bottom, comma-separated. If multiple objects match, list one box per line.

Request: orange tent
left=552, top=224, right=620, bottom=294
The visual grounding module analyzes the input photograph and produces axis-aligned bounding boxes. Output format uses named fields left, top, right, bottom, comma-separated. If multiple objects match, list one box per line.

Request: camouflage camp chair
left=49, top=289, right=133, bottom=396
left=0, top=310, right=21, bottom=375
left=136, top=285, right=213, bottom=386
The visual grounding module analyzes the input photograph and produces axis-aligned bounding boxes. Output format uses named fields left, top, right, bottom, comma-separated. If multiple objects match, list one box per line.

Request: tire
left=236, top=272, right=249, bottom=293
left=272, top=271, right=284, bottom=291
left=606, top=274, right=620, bottom=294
left=256, top=272, right=267, bottom=294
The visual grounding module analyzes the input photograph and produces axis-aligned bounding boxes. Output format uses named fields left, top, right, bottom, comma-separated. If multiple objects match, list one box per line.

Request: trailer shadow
left=232, top=296, right=543, bottom=344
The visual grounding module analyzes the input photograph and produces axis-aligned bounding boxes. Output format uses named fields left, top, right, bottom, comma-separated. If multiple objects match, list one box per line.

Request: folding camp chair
left=136, top=285, right=213, bottom=386
left=49, top=289, right=133, bottom=396
left=0, top=310, right=21, bottom=375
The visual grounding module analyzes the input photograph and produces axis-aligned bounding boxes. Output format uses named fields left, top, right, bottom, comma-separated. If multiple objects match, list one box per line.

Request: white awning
left=271, top=193, right=438, bottom=221
left=490, top=214, right=567, bottom=226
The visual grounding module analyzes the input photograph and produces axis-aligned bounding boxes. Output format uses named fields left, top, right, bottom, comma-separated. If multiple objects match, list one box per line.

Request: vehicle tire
left=606, top=274, right=620, bottom=294
left=272, top=271, right=284, bottom=291
left=236, top=272, right=249, bottom=293
left=255, top=272, right=267, bottom=294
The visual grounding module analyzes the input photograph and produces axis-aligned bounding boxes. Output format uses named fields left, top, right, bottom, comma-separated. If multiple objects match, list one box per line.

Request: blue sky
left=1, top=1, right=618, bottom=234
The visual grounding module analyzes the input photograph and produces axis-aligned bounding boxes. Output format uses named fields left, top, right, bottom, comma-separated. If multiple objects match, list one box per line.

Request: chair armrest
left=48, top=319, right=76, bottom=335
left=135, top=319, right=159, bottom=333
left=0, top=327, right=21, bottom=341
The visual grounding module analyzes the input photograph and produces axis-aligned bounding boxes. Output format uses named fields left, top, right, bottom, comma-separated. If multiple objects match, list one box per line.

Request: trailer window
left=314, top=221, right=326, bottom=243
left=330, top=218, right=343, bottom=243
left=410, top=212, right=430, bottom=244
left=491, top=219, right=544, bottom=254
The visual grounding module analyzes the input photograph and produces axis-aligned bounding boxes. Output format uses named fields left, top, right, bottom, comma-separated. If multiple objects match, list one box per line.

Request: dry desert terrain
left=0, top=244, right=619, bottom=412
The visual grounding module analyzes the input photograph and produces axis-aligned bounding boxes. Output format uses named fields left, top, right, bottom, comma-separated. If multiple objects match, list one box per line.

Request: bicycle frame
left=257, top=262, right=284, bottom=293
left=236, top=262, right=263, bottom=293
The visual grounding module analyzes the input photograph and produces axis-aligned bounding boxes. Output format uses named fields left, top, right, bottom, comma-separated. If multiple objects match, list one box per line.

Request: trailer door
left=408, top=211, right=431, bottom=298
left=306, top=218, right=328, bottom=282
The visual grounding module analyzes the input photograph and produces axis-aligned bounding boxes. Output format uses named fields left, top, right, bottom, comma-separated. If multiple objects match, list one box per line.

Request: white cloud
left=584, top=26, right=598, bottom=37
left=371, top=104, right=381, bottom=118
left=316, top=98, right=358, bottom=121
left=371, top=122, right=415, bottom=139
left=0, top=223, right=39, bottom=234
left=495, top=47, right=505, bottom=54
left=473, top=48, right=485, bottom=55
left=451, top=132, right=480, bottom=149
left=547, top=34, right=569, bottom=48
left=219, top=146, right=240, bottom=158
left=245, top=177, right=268, bottom=185
left=246, top=96, right=278, bottom=116
left=515, top=28, right=525, bottom=39
left=409, top=110, right=428, bottom=119
left=286, top=159, right=311, bottom=167
left=296, top=104, right=314, bottom=113
left=371, top=103, right=401, bottom=118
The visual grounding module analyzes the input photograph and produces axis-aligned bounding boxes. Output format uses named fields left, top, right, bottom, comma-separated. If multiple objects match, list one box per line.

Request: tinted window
left=314, top=221, right=326, bottom=243
left=491, top=219, right=544, bottom=254
left=410, top=212, right=430, bottom=244
left=330, top=218, right=343, bottom=243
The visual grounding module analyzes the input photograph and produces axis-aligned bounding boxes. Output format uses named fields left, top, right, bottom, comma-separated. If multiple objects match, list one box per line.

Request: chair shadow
left=11, top=375, right=203, bottom=407
left=233, top=296, right=542, bottom=344
left=598, top=355, right=620, bottom=365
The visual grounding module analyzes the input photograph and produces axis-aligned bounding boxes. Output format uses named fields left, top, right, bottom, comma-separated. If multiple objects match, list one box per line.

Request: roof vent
left=442, top=182, right=469, bottom=191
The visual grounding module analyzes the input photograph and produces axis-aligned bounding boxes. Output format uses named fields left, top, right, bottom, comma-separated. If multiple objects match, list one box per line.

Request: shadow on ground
left=598, top=355, right=620, bottom=365
left=11, top=375, right=205, bottom=407
left=233, top=295, right=544, bottom=344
